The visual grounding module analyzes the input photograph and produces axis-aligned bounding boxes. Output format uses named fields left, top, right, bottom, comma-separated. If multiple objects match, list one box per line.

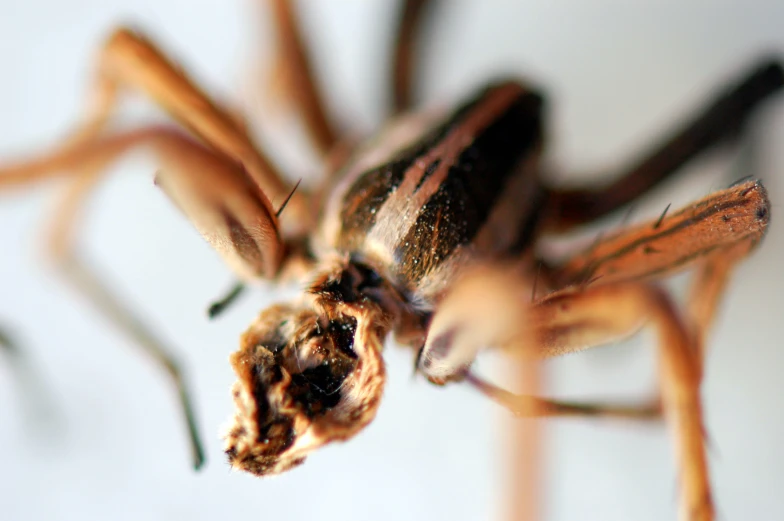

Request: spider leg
left=466, top=372, right=661, bottom=420
left=390, top=0, right=437, bottom=114
left=1, top=123, right=296, bottom=469
left=2, top=24, right=324, bottom=336
left=48, top=255, right=207, bottom=472
left=0, top=326, right=60, bottom=438
left=539, top=284, right=711, bottom=521
left=262, top=0, right=340, bottom=155
left=2, top=125, right=287, bottom=280
left=417, top=265, right=543, bottom=521
left=0, top=327, right=31, bottom=397
left=504, top=323, right=542, bottom=521
left=261, top=0, right=437, bottom=134
left=0, top=324, right=19, bottom=352
left=11, top=27, right=308, bottom=236
left=551, top=179, right=769, bottom=375
left=207, top=281, right=247, bottom=319
left=547, top=59, right=783, bottom=230
left=686, top=254, right=737, bottom=369
left=1, top=109, right=331, bottom=465
left=95, top=29, right=295, bottom=218
left=419, top=266, right=713, bottom=521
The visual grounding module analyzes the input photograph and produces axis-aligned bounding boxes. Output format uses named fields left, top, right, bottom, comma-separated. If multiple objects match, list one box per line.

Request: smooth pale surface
left=0, top=2, right=782, bottom=521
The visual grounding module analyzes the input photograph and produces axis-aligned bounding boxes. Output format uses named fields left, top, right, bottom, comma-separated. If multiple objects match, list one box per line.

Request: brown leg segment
left=390, top=0, right=437, bottom=114
left=503, top=341, right=542, bottom=521
left=550, top=179, right=769, bottom=374
left=2, top=126, right=286, bottom=280
left=685, top=248, right=745, bottom=370
left=546, top=59, right=782, bottom=230
left=266, top=0, right=339, bottom=155
left=466, top=373, right=661, bottom=420
left=42, top=139, right=206, bottom=469
left=44, top=27, right=309, bottom=236
left=419, top=267, right=712, bottom=521
left=97, top=29, right=284, bottom=205
left=54, top=255, right=206, bottom=470
left=0, top=121, right=306, bottom=469
left=533, top=284, right=712, bottom=521
left=552, top=180, right=769, bottom=287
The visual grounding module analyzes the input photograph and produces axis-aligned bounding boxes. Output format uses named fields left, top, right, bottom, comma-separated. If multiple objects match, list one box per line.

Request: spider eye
left=223, top=303, right=385, bottom=476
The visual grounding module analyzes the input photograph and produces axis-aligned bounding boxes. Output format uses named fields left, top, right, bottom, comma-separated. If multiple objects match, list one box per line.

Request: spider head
left=223, top=296, right=387, bottom=476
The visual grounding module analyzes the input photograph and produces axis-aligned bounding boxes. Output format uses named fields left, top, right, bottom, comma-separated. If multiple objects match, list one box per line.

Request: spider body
left=1, top=2, right=782, bottom=519
left=224, top=80, right=546, bottom=475
left=221, top=63, right=776, bottom=486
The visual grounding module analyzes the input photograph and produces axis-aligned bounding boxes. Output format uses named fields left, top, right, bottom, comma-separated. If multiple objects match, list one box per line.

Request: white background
left=1, top=2, right=783, bottom=521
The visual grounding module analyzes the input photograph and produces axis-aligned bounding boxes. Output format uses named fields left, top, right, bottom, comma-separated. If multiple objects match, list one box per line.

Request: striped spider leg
left=406, top=36, right=781, bottom=520
left=419, top=183, right=770, bottom=520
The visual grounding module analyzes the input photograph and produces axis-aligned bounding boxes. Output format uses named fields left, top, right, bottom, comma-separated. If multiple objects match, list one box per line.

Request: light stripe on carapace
left=325, top=81, right=545, bottom=305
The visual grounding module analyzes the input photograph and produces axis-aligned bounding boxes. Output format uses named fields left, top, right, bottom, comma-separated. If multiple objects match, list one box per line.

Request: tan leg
left=540, top=284, right=710, bottom=521
left=0, top=122, right=309, bottom=469
left=264, top=0, right=339, bottom=155
left=414, top=265, right=541, bottom=520
left=466, top=373, right=661, bottom=420
left=419, top=268, right=712, bottom=521
left=390, top=0, right=436, bottom=114
left=5, top=27, right=309, bottom=236
left=686, top=244, right=747, bottom=370
left=261, top=0, right=434, bottom=144
left=552, top=180, right=769, bottom=288
left=551, top=179, right=769, bottom=375
left=54, top=256, right=206, bottom=470
left=44, top=146, right=207, bottom=468
left=99, top=30, right=289, bottom=209
left=2, top=126, right=286, bottom=280
left=504, top=338, right=542, bottom=521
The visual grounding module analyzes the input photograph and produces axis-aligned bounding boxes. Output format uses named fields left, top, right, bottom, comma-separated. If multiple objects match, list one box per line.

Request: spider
left=0, top=2, right=780, bottom=520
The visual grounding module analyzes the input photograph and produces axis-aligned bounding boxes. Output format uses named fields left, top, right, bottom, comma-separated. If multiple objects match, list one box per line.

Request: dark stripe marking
left=563, top=194, right=761, bottom=284
left=397, top=89, right=544, bottom=282
left=224, top=212, right=265, bottom=274
left=338, top=87, right=495, bottom=249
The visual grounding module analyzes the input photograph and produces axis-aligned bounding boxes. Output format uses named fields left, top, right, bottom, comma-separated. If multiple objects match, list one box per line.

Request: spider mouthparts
left=223, top=302, right=387, bottom=476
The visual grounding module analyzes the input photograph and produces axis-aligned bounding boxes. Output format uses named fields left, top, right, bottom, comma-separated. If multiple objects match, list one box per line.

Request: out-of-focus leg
left=546, top=60, right=782, bottom=230
left=551, top=179, right=769, bottom=376
left=265, top=0, right=339, bottom=154
left=390, top=0, right=437, bottom=114
left=419, top=267, right=713, bottom=521
left=0, top=124, right=305, bottom=469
